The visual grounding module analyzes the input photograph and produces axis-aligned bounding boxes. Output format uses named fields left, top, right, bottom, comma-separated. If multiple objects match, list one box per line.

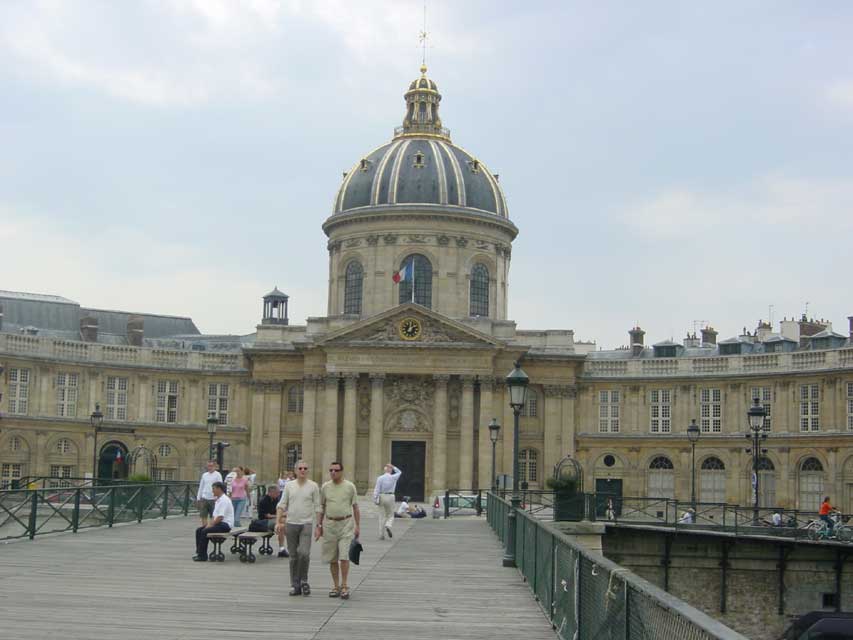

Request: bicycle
left=806, top=513, right=853, bottom=542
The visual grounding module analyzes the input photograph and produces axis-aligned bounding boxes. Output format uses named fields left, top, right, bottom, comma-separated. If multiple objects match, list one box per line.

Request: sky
left=1, top=1, right=852, bottom=349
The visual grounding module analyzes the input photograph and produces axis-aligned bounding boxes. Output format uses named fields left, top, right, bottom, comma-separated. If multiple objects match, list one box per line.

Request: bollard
left=432, top=496, right=440, bottom=519
left=444, top=490, right=450, bottom=519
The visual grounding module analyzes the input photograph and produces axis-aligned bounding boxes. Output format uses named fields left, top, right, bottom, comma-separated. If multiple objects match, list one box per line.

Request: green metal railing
left=487, top=492, right=749, bottom=640
left=0, top=482, right=198, bottom=541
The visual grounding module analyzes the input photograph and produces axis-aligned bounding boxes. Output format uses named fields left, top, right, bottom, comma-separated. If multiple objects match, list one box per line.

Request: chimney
left=701, top=326, right=718, bottom=346
left=683, top=332, right=701, bottom=348
left=629, top=326, right=645, bottom=357
left=80, top=315, right=98, bottom=342
left=848, top=316, right=853, bottom=339
left=127, top=315, right=144, bottom=347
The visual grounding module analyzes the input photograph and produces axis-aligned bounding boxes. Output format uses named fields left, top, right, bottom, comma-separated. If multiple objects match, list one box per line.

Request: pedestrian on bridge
left=373, top=463, right=401, bottom=540
left=276, top=460, right=321, bottom=595
left=819, top=497, right=836, bottom=532
left=196, top=461, right=222, bottom=527
left=193, top=481, right=233, bottom=561
left=317, top=461, right=360, bottom=600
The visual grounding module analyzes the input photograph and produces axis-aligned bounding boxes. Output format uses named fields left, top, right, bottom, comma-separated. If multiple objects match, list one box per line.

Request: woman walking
left=229, top=466, right=249, bottom=527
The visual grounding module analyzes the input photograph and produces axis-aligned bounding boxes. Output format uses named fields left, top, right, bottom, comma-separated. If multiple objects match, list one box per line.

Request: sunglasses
left=329, top=468, right=341, bottom=473
left=297, top=467, right=308, bottom=471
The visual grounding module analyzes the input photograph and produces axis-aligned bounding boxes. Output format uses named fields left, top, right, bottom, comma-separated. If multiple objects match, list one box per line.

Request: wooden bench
left=206, top=527, right=248, bottom=562
left=236, top=531, right=275, bottom=563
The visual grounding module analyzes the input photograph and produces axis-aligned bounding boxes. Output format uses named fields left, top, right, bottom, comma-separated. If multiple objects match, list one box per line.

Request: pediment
left=317, top=304, right=501, bottom=348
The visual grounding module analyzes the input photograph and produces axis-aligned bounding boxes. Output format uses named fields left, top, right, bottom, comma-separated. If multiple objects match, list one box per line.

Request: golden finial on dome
left=420, top=64, right=428, bottom=76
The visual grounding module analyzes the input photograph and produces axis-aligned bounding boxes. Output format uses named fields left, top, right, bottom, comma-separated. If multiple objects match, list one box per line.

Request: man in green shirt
left=316, top=461, right=360, bottom=599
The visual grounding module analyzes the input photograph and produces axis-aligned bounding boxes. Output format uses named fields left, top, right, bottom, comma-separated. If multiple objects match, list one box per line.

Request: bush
left=128, top=473, right=152, bottom=484
left=546, top=475, right=578, bottom=494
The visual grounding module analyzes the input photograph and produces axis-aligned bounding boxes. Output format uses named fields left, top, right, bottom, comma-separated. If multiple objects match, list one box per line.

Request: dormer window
left=359, top=158, right=371, bottom=172
left=413, top=151, right=425, bottom=168
left=468, top=159, right=480, bottom=174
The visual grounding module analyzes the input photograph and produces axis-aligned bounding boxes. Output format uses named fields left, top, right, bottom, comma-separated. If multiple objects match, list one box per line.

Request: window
left=153, top=468, right=176, bottom=481
left=158, top=444, right=172, bottom=458
left=8, top=368, right=30, bottom=415
left=9, top=436, right=22, bottom=452
left=650, top=389, right=672, bottom=433
left=285, top=443, right=302, bottom=472
left=156, top=380, right=179, bottom=423
left=799, top=384, right=819, bottom=432
left=847, top=383, right=853, bottom=431
left=648, top=456, right=675, bottom=499
left=398, top=254, right=433, bottom=308
left=106, top=376, right=128, bottom=421
left=700, top=457, right=726, bottom=503
left=519, top=449, right=538, bottom=483
left=521, top=389, right=538, bottom=418
left=756, top=456, right=776, bottom=507
left=55, top=438, right=73, bottom=455
left=56, top=373, right=79, bottom=418
left=343, top=261, right=364, bottom=315
left=598, top=390, right=620, bottom=433
left=699, top=388, right=722, bottom=433
left=207, top=383, right=228, bottom=425
left=751, top=386, right=772, bottom=432
left=49, top=465, right=74, bottom=488
left=287, top=384, right=304, bottom=413
left=1, top=463, right=22, bottom=490
left=413, top=151, right=425, bottom=168
left=799, top=457, right=825, bottom=512
left=469, top=264, right=489, bottom=317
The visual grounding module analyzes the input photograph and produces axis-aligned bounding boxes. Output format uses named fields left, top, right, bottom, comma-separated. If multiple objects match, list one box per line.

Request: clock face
left=398, top=317, right=422, bottom=341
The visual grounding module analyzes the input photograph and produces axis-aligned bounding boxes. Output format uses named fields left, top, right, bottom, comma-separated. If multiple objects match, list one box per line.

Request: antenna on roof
left=418, top=1, right=429, bottom=66
left=692, top=320, right=708, bottom=336
left=768, top=304, right=774, bottom=327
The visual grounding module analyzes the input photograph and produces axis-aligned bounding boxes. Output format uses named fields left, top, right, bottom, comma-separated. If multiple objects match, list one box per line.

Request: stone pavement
left=0, top=501, right=557, bottom=640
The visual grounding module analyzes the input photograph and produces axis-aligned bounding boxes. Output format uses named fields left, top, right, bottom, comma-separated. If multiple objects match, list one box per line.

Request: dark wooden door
left=391, top=441, right=426, bottom=502
left=595, top=478, right=623, bottom=518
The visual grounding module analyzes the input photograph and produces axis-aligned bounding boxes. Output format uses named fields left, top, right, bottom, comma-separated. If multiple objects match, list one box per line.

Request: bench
left=206, top=527, right=248, bottom=562
left=236, top=531, right=275, bottom=563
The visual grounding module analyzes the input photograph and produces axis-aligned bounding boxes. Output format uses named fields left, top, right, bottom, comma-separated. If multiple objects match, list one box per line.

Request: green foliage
left=128, top=473, right=152, bottom=484
left=546, top=475, right=578, bottom=494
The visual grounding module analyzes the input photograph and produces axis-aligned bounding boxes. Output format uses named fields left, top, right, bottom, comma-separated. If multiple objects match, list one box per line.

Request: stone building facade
left=1, top=67, right=852, bottom=509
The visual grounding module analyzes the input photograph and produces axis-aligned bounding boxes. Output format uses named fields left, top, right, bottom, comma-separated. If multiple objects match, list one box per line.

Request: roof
left=0, top=290, right=77, bottom=305
left=809, top=329, right=846, bottom=339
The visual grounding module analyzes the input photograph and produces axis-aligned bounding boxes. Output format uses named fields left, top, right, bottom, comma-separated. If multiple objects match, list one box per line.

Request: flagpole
left=410, top=257, right=415, bottom=303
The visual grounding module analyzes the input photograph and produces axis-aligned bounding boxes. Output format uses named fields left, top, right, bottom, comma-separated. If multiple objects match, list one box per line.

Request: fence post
left=28, top=490, right=38, bottom=540
left=183, top=484, right=191, bottom=516
left=444, top=490, right=450, bottom=519
left=476, top=489, right=483, bottom=517
left=72, top=489, right=81, bottom=533
left=161, top=485, right=169, bottom=519
left=136, top=487, right=144, bottom=523
left=107, top=487, right=116, bottom=527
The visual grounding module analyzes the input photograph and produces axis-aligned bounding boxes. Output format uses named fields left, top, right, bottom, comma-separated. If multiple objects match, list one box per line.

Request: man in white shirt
left=372, top=463, right=402, bottom=540
left=276, top=460, right=321, bottom=596
left=193, top=481, right=233, bottom=561
left=196, top=461, right=223, bottom=526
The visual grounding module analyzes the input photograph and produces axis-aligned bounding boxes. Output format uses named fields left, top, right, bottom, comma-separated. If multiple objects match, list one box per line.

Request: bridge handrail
left=487, top=491, right=749, bottom=640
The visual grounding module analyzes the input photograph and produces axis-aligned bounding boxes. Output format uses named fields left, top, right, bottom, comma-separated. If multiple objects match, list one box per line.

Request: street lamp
left=488, top=418, right=501, bottom=492
left=746, top=396, right=768, bottom=522
left=90, top=403, right=104, bottom=483
left=503, top=361, right=529, bottom=568
left=687, top=419, right=700, bottom=511
left=207, top=413, right=218, bottom=462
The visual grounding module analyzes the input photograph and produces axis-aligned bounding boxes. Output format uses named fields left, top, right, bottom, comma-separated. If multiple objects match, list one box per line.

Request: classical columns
left=320, top=375, right=340, bottom=474
left=477, top=376, right=495, bottom=491
left=368, top=374, right=385, bottom=482
left=250, top=384, right=266, bottom=467
left=543, top=385, right=563, bottom=479
left=432, top=375, right=449, bottom=495
left=459, top=375, right=476, bottom=490
left=560, top=386, right=577, bottom=460
left=301, top=376, right=318, bottom=480
left=262, top=383, right=283, bottom=480
left=342, top=374, right=358, bottom=476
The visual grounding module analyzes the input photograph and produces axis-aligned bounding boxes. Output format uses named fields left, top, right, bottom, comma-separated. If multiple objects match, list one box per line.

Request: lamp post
left=687, top=419, right=700, bottom=512
left=488, top=418, right=501, bottom=492
left=503, top=361, right=529, bottom=568
left=746, top=397, right=768, bottom=523
left=90, top=403, right=104, bottom=484
left=207, top=413, right=218, bottom=462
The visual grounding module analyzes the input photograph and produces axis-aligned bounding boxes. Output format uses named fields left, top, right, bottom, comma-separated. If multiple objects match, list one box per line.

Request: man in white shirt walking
left=275, top=460, right=321, bottom=596
left=193, top=481, right=233, bottom=561
left=372, top=463, right=402, bottom=540
left=197, top=461, right=223, bottom=526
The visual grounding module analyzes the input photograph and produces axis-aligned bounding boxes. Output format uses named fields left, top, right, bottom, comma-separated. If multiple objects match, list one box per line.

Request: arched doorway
left=98, top=441, right=129, bottom=481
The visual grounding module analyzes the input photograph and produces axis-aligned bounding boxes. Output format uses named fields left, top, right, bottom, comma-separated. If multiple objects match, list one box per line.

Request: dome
left=332, top=66, right=509, bottom=218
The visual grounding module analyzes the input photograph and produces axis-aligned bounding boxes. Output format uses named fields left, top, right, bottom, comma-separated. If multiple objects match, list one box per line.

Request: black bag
left=348, top=537, right=363, bottom=565
left=248, top=519, right=269, bottom=532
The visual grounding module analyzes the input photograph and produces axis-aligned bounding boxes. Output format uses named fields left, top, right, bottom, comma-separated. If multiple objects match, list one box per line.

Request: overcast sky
left=2, top=1, right=852, bottom=348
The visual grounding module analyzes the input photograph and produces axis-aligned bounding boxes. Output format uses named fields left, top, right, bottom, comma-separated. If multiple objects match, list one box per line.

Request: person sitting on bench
left=193, top=481, right=233, bottom=562
left=251, top=483, right=288, bottom=557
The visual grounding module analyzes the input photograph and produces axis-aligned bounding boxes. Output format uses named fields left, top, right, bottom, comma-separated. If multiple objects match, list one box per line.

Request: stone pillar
left=432, top=375, right=449, bottom=495
left=368, top=374, right=386, bottom=484
left=342, top=374, right=358, bottom=477
left=543, top=385, right=563, bottom=481
left=261, top=384, right=283, bottom=480
left=459, top=376, right=476, bottom=490
left=477, top=377, right=495, bottom=491
left=320, top=375, right=340, bottom=475
left=249, top=385, right=265, bottom=469
left=301, top=376, right=318, bottom=481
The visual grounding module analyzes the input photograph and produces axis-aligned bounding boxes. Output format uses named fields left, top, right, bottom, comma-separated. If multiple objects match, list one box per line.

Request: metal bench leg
left=259, top=535, right=273, bottom=556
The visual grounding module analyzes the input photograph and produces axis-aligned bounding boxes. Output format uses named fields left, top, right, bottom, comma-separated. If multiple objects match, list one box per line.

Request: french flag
left=392, top=259, right=414, bottom=284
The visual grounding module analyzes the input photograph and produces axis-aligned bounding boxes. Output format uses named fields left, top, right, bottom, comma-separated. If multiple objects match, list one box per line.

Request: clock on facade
left=398, top=317, right=422, bottom=341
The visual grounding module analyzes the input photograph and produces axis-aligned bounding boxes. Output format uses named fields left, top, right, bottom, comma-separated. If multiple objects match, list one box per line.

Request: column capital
left=432, top=374, right=451, bottom=384
left=343, top=373, right=359, bottom=387
left=369, top=373, right=386, bottom=388
left=303, top=374, right=320, bottom=385
left=460, top=375, right=477, bottom=389
left=544, top=384, right=576, bottom=398
left=479, top=375, right=496, bottom=390
left=322, top=374, right=340, bottom=388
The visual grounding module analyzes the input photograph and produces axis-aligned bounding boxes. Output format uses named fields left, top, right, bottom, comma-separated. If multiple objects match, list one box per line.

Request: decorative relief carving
left=353, top=315, right=467, bottom=344
left=437, top=235, right=450, bottom=246
left=387, top=377, right=434, bottom=407
left=544, top=385, right=564, bottom=398
left=460, top=375, right=476, bottom=389
left=455, top=236, right=468, bottom=248
left=327, top=240, right=341, bottom=253
left=432, top=374, right=450, bottom=384
left=344, top=238, right=362, bottom=248
left=729, top=383, right=741, bottom=390
left=629, top=385, right=641, bottom=393
left=383, top=234, right=398, bottom=245
left=475, top=240, right=490, bottom=250
left=366, top=235, right=379, bottom=246
left=406, top=234, right=428, bottom=244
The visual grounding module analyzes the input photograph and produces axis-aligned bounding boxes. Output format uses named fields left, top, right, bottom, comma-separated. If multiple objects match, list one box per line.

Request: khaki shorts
left=198, top=499, right=216, bottom=518
left=321, top=517, right=354, bottom=563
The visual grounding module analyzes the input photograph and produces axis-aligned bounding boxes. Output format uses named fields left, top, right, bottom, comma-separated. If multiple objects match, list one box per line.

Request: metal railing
left=0, top=482, right=198, bottom=541
left=487, top=492, right=749, bottom=640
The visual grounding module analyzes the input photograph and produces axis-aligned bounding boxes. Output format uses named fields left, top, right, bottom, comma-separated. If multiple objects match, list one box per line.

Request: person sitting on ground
left=193, top=481, right=233, bottom=562
left=395, top=497, right=411, bottom=518
left=408, top=505, right=427, bottom=519
left=250, top=484, right=287, bottom=557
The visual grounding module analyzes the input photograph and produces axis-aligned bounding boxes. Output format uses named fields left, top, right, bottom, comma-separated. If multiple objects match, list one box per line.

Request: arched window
left=398, top=254, right=432, bottom=308
left=287, top=384, right=304, bottom=414
left=285, top=443, right=303, bottom=472
left=519, top=449, right=538, bottom=484
left=343, top=261, right=363, bottom=315
left=700, top=457, right=726, bottom=504
left=799, top=457, right=825, bottom=512
left=519, top=389, right=538, bottom=418
left=55, top=438, right=73, bottom=455
left=756, top=456, right=776, bottom=507
left=469, top=264, right=489, bottom=317
left=648, top=456, right=675, bottom=499
left=158, top=444, right=172, bottom=458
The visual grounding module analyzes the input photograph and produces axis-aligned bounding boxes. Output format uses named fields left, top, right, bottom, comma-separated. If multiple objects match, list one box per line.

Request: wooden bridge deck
left=0, top=507, right=557, bottom=640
